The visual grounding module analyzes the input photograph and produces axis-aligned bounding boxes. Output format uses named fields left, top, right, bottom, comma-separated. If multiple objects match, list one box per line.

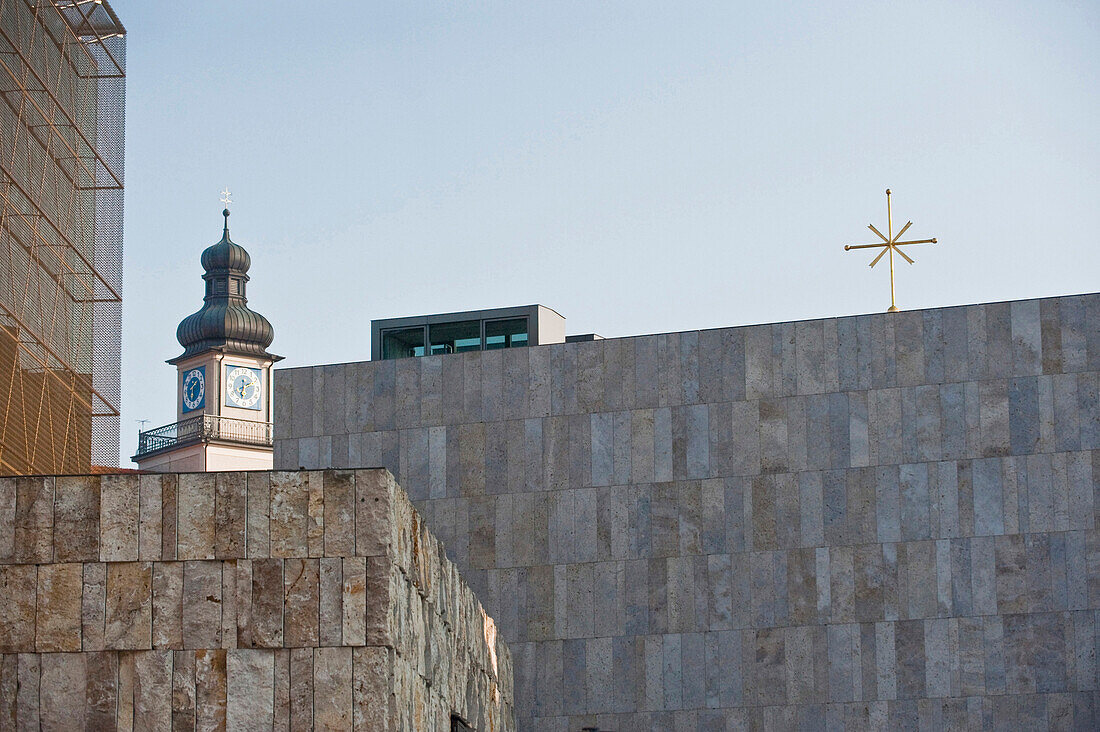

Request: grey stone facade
left=276, top=293, right=1100, bottom=730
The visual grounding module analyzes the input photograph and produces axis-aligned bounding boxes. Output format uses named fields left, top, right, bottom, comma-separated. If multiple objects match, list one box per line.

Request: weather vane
left=844, top=189, right=937, bottom=312
left=220, top=187, right=232, bottom=209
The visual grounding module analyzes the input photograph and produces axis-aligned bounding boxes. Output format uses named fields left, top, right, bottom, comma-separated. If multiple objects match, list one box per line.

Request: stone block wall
left=276, top=293, right=1100, bottom=729
left=0, top=470, right=514, bottom=731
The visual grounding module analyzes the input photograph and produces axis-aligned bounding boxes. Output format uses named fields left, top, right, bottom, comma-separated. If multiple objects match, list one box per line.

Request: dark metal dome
left=172, top=209, right=281, bottom=362
left=200, top=210, right=252, bottom=273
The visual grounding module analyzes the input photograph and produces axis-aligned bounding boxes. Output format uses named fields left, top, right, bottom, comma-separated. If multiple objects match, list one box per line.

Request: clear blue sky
left=116, top=1, right=1099, bottom=463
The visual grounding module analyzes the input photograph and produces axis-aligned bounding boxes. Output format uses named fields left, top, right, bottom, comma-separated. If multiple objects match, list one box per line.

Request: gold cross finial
left=844, top=189, right=938, bottom=312
left=220, top=187, right=232, bottom=208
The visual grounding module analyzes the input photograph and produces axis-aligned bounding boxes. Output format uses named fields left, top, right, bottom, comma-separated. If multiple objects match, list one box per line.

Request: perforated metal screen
left=0, top=0, right=124, bottom=475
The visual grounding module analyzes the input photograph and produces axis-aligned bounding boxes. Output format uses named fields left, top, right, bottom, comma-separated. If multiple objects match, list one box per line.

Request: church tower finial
left=220, top=187, right=232, bottom=234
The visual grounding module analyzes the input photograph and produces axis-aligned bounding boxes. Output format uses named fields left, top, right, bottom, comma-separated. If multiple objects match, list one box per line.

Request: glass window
left=429, top=320, right=480, bottom=355
left=484, top=318, right=528, bottom=350
left=381, top=327, right=425, bottom=359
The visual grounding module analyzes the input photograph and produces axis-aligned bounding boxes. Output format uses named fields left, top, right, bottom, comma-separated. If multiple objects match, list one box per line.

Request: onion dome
left=171, top=209, right=282, bottom=363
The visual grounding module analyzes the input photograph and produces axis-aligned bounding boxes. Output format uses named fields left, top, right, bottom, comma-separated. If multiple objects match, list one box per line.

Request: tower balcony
left=134, top=414, right=272, bottom=459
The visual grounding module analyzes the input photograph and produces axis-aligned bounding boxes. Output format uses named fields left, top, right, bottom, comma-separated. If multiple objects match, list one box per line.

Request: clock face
left=225, top=365, right=263, bottom=410
left=182, top=367, right=205, bottom=411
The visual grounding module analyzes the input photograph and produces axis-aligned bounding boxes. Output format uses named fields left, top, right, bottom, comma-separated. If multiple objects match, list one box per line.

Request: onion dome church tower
left=134, top=204, right=282, bottom=472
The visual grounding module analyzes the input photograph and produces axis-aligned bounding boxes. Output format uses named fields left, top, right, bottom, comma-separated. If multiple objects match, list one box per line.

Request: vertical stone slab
left=0, top=477, right=14, bottom=561
left=319, top=557, right=343, bottom=647
left=101, top=475, right=140, bottom=562
left=195, top=649, right=227, bottom=732
left=226, top=650, right=275, bottom=731
left=117, top=650, right=135, bottom=730
left=133, top=650, right=173, bottom=731
left=273, top=649, right=291, bottom=730
left=289, top=647, right=314, bottom=730
left=284, top=558, right=320, bottom=647
left=171, top=650, right=196, bottom=731
left=35, top=563, right=81, bottom=652
left=352, top=646, right=392, bottom=731
left=161, top=474, right=178, bottom=561
left=138, top=474, right=163, bottom=562
left=54, top=476, right=99, bottom=562
left=355, top=470, right=396, bottom=558
left=79, top=562, right=107, bottom=652
left=221, top=560, right=238, bottom=650
left=270, top=471, right=309, bottom=558
left=246, top=472, right=271, bottom=558
left=215, top=472, right=247, bottom=558
left=313, top=647, right=353, bottom=729
left=40, top=652, right=85, bottom=731
left=308, top=472, right=325, bottom=557
left=105, top=561, right=153, bottom=650
left=323, top=470, right=355, bottom=557
left=0, top=566, right=35, bottom=652
left=251, top=558, right=284, bottom=648
left=235, top=560, right=254, bottom=649
left=178, top=473, right=216, bottom=561
left=14, top=476, right=53, bottom=563
left=85, top=651, right=118, bottom=729
left=366, top=557, right=397, bottom=649
left=183, top=561, right=223, bottom=649
left=14, top=653, right=40, bottom=730
left=152, top=562, right=184, bottom=649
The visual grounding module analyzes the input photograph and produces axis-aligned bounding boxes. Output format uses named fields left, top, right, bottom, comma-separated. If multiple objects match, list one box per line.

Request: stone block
left=183, top=561, right=223, bottom=649
left=104, top=562, right=153, bottom=649
left=177, top=473, right=216, bottom=561
left=40, top=652, right=85, bottom=731
left=54, top=476, right=99, bottom=562
left=195, top=648, right=227, bottom=731
left=0, top=479, right=13, bottom=562
left=171, top=649, right=197, bottom=730
left=215, top=472, right=247, bottom=558
left=308, top=471, right=325, bottom=557
left=14, top=476, right=53, bottom=564
left=35, top=563, right=81, bottom=652
left=158, top=474, right=178, bottom=561
left=284, top=558, right=320, bottom=647
left=133, top=650, right=173, bottom=731
left=355, top=469, right=396, bottom=558
left=269, top=471, right=309, bottom=558
left=249, top=558, right=283, bottom=648
left=0, top=565, right=36, bottom=652
left=226, top=649, right=275, bottom=731
left=313, top=647, right=353, bottom=729
left=151, top=561, right=183, bottom=649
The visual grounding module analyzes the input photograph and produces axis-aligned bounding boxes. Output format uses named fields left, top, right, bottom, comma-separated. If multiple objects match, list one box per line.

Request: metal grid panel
left=0, top=0, right=123, bottom=475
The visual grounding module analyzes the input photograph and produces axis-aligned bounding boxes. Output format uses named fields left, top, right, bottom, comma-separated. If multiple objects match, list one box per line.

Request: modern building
left=0, top=0, right=126, bottom=474
left=372, top=304, right=568, bottom=361
left=133, top=209, right=280, bottom=472
left=278, top=293, right=1100, bottom=729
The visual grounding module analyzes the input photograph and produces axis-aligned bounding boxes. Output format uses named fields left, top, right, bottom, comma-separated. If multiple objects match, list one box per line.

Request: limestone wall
left=276, top=293, right=1100, bottom=729
left=0, top=470, right=513, bottom=731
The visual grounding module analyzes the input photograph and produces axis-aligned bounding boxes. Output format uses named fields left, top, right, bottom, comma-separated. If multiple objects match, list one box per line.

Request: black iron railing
left=135, top=415, right=272, bottom=458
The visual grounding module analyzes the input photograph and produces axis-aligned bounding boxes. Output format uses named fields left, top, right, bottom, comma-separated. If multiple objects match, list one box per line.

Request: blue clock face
left=225, top=365, right=263, bottom=410
left=182, top=367, right=205, bottom=411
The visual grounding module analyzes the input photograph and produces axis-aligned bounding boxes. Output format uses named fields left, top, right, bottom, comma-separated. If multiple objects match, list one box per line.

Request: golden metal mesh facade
left=0, top=0, right=124, bottom=475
